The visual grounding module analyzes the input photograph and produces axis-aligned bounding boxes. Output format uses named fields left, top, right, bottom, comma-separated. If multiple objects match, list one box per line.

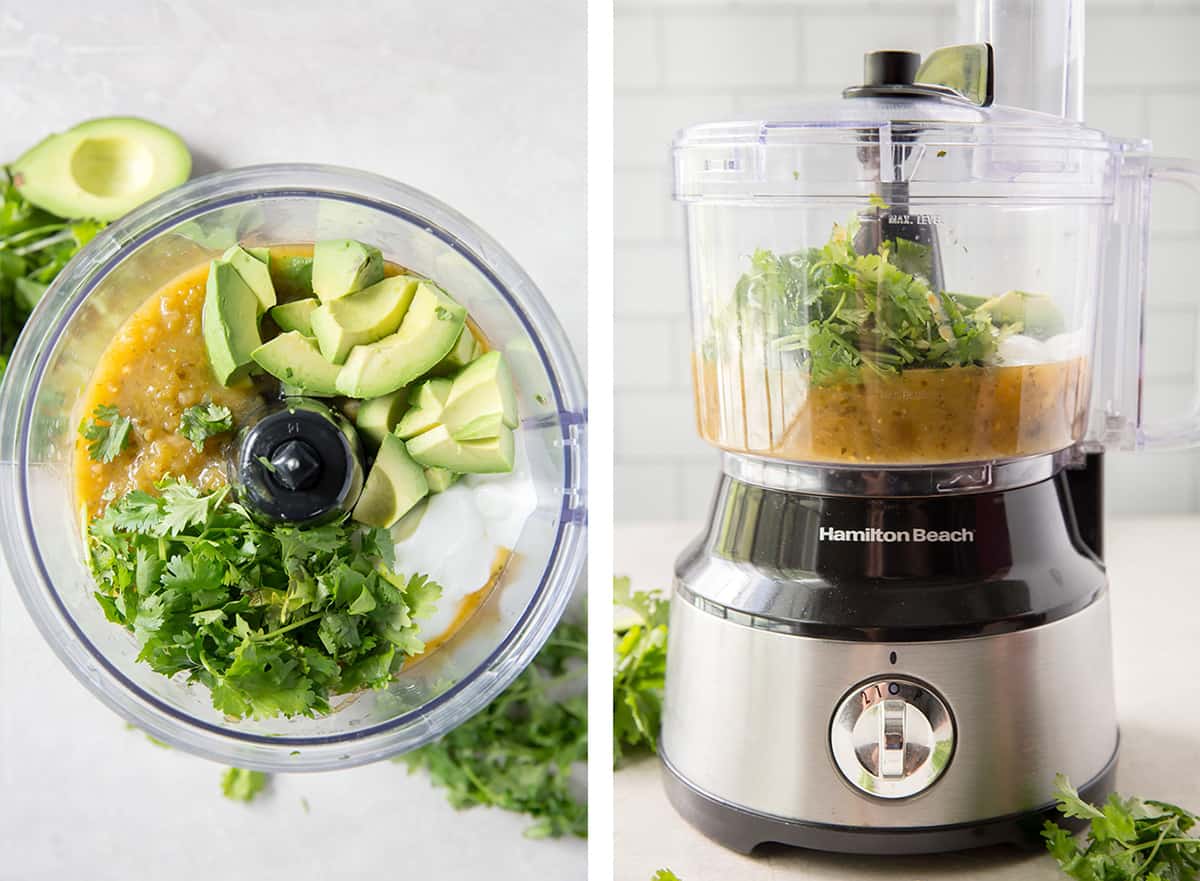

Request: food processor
left=661, top=1, right=1200, bottom=855
left=0, top=164, right=586, bottom=772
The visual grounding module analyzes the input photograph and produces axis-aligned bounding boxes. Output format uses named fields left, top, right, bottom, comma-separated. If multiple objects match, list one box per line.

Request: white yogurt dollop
left=392, top=433, right=538, bottom=643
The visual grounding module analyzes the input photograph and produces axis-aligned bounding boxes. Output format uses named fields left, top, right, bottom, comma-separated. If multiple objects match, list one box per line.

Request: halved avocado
left=11, top=117, right=191, bottom=221
left=441, top=351, right=518, bottom=441
left=336, top=283, right=467, bottom=399
left=269, top=298, right=319, bottom=336
left=311, top=239, right=384, bottom=303
left=407, top=424, right=515, bottom=474
left=250, top=331, right=340, bottom=396
left=352, top=434, right=429, bottom=528
left=222, top=245, right=276, bottom=313
left=394, top=378, right=453, bottom=439
left=356, top=389, right=410, bottom=451
left=202, top=260, right=262, bottom=386
left=309, top=275, right=420, bottom=364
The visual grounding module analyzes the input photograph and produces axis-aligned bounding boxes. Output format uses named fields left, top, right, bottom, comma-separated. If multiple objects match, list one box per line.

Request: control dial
left=830, top=677, right=955, bottom=799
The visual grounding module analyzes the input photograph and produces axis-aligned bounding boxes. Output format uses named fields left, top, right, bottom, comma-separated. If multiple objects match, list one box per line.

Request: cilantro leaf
left=1043, top=774, right=1200, bottom=880
left=79, top=404, right=132, bottom=463
left=404, top=620, right=587, bottom=839
left=653, top=872, right=682, bottom=881
left=614, top=576, right=669, bottom=766
left=178, top=402, right=233, bottom=451
left=221, top=767, right=269, bottom=802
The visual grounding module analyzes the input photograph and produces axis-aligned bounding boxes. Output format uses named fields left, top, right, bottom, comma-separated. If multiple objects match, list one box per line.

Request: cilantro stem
left=1125, top=837, right=1198, bottom=852
left=13, top=228, right=75, bottom=255
left=460, top=762, right=500, bottom=804
left=256, top=611, right=323, bottom=640
left=1131, top=827, right=1171, bottom=878
left=0, top=222, right=68, bottom=248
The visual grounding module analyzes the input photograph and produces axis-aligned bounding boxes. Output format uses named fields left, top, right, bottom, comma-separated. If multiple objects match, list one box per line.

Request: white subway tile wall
left=614, top=0, right=1200, bottom=522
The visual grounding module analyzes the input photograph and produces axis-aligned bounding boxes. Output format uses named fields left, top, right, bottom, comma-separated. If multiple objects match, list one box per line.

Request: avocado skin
left=312, top=240, right=385, bottom=303
left=202, top=260, right=263, bottom=386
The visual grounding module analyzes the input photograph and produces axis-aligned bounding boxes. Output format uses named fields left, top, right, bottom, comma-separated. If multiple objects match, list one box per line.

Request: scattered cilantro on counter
left=79, top=404, right=133, bottom=463
left=1044, top=774, right=1200, bottom=880
left=1, top=172, right=104, bottom=376
left=613, top=576, right=668, bottom=766
left=86, top=476, right=441, bottom=720
left=727, top=220, right=996, bottom=385
left=403, top=620, right=587, bottom=839
left=221, top=767, right=269, bottom=803
left=178, top=402, right=234, bottom=451
left=652, top=871, right=682, bottom=881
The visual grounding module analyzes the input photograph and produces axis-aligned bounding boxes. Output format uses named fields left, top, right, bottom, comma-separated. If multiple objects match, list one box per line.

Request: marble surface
left=614, top=519, right=1200, bottom=881
left=0, top=2, right=585, bottom=879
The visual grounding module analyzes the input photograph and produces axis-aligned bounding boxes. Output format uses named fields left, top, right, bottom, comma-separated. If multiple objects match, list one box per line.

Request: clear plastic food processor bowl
left=0, top=165, right=587, bottom=771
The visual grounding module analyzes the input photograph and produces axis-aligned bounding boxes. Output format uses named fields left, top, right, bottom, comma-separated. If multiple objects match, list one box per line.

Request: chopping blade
left=853, top=181, right=946, bottom=293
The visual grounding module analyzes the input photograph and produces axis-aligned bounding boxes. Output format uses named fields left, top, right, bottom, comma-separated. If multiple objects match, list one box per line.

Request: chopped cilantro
left=221, top=767, right=269, bottom=802
left=178, top=402, right=233, bottom=451
left=404, top=619, right=587, bottom=839
left=79, top=404, right=133, bottom=463
left=86, top=477, right=441, bottom=720
left=613, top=577, right=668, bottom=766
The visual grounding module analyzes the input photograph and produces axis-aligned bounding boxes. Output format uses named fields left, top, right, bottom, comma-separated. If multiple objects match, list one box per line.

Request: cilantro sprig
left=613, top=576, right=668, bottom=766
left=178, top=402, right=233, bottom=451
left=86, top=477, right=440, bottom=720
left=726, top=220, right=997, bottom=386
left=1, top=171, right=104, bottom=376
left=1044, top=775, right=1200, bottom=880
left=404, top=620, right=587, bottom=839
left=79, top=404, right=133, bottom=463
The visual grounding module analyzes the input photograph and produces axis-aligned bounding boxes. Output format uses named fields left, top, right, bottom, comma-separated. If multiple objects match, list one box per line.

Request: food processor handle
left=1136, top=156, right=1200, bottom=451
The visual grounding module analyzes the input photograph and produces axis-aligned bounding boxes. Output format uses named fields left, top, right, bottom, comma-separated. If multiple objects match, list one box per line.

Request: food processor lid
left=673, top=43, right=1121, bottom=201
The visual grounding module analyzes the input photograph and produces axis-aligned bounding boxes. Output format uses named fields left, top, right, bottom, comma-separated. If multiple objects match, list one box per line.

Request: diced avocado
left=222, top=244, right=276, bottom=313
left=441, top=351, right=518, bottom=441
left=269, top=298, right=319, bottom=336
left=10, top=116, right=191, bottom=221
left=424, top=467, right=459, bottom=493
left=335, top=283, right=467, bottom=399
left=202, top=260, right=263, bottom=386
left=431, top=327, right=479, bottom=375
left=352, top=434, right=429, bottom=528
left=309, top=275, right=420, bottom=365
left=979, top=290, right=1065, bottom=339
left=394, top=377, right=453, bottom=439
left=251, top=331, right=340, bottom=396
left=355, top=389, right=410, bottom=451
left=407, top=425, right=515, bottom=475
left=311, top=239, right=384, bottom=303
left=271, top=255, right=314, bottom=300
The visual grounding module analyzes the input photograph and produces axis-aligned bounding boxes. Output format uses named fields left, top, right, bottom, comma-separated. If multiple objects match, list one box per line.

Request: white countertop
left=614, top=519, right=1200, bottom=881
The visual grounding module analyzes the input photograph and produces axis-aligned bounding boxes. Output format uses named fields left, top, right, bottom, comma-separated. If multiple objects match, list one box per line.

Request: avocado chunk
left=10, top=117, right=191, bottom=221
left=431, top=327, right=479, bottom=375
left=336, top=283, right=467, bottom=399
left=407, top=425, right=515, bottom=474
left=425, top=467, right=459, bottom=493
left=269, top=298, right=319, bottom=336
left=441, top=351, right=518, bottom=441
left=221, top=244, right=276, bottom=313
left=394, top=377, right=453, bottom=439
left=311, top=239, right=384, bottom=303
left=355, top=389, right=410, bottom=451
left=250, top=331, right=341, bottom=396
left=979, top=290, right=1065, bottom=339
left=202, top=260, right=263, bottom=386
left=310, top=275, right=420, bottom=365
left=271, top=255, right=314, bottom=300
left=352, top=434, right=429, bottom=528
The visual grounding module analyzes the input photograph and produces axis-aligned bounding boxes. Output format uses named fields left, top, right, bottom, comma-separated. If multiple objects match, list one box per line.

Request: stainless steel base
left=661, top=592, right=1119, bottom=853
